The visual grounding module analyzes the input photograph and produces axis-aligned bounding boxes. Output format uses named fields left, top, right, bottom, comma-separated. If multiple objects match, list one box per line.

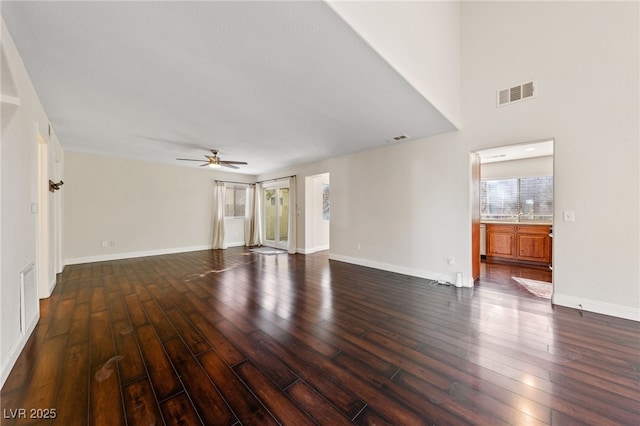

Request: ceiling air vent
left=497, top=81, right=536, bottom=106
left=388, top=134, right=409, bottom=143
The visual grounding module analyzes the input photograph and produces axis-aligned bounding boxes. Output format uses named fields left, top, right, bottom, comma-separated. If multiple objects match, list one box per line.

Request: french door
left=263, top=183, right=289, bottom=249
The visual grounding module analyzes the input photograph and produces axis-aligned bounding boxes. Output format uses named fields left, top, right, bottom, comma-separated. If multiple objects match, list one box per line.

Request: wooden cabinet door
left=487, top=231, right=516, bottom=258
left=516, top=232, right=551, bottom=263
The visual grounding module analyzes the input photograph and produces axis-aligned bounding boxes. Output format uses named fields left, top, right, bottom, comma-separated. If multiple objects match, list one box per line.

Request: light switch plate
left=563, top=211, right=575, bottom=222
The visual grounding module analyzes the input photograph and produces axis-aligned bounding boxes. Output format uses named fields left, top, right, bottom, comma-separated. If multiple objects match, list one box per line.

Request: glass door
left=264, top=184, right=289, bottom=249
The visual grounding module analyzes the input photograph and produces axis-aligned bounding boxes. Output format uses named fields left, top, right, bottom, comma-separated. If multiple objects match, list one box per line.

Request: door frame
left=470, top=153, right=481, bottom=281
left=471, top=138, right=555, bottom=291
left=262, top=181, right=290, bottom=250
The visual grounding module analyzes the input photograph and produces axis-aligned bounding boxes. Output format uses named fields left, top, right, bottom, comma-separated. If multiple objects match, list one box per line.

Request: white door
left=263, top=183, right=289, bottom=249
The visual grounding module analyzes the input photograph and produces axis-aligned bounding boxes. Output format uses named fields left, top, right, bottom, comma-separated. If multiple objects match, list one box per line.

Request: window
left=481, top=176, right=553, bottom=221
left=225, top=185, right=246, bottom=217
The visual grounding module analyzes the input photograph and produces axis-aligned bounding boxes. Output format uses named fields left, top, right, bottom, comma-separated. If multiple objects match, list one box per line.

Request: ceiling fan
left=177, top=149, right=248, bottom=169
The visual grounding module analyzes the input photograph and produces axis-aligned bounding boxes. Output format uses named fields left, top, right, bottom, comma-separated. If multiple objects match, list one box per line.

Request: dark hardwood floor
left=1, top=248, right=638, bottom=425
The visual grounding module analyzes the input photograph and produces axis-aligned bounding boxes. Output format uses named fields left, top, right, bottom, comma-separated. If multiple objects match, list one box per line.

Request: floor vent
left=20, top=263, right=37, bottom=335
left=497, top=81, right=536, bottom=106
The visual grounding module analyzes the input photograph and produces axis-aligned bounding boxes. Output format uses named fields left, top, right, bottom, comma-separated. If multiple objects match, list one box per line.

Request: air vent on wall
left=497, top=81, right=536, bottom=106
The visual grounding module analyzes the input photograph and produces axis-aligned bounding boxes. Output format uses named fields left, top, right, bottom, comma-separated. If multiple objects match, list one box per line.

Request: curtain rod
left=215, top=175, right=296, bottom=186
left=256, top=174, right=296, bottom=184
left=214, top=179, right=251, bottom=186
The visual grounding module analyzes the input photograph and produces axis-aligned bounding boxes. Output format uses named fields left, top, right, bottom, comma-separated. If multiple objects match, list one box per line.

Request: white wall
left=63, top=152, right=255, bottom=264
left=1, top=18, right=64, bottom=386
left=327, top=1, right=461, bottom=128
left=482, top=156, right=553, bottom=180
left=328, top=139, right=469, bottom=285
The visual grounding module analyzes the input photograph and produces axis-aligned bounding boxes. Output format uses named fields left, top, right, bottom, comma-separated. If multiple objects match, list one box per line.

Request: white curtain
left=287, top=176, right=297, bottom=254
left=212, top=182, right=226, bottom=249
left=245, top=183, right=263, bottom=246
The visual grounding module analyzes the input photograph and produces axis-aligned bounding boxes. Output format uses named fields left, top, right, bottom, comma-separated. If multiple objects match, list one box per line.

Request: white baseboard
left=299, top=245, right=330, bottom=254
left=329, top=253, right=474, bottom=287
left=65, top=244, right=212, bottom=265
left=553, top=293, right=639, bottom=322
left=0, top=314, right=38, bottom=388
left=225, top=241, right=246, bottom=248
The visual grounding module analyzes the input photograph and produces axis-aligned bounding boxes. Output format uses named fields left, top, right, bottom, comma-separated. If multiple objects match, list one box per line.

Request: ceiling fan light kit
left=176, top=149, right=247, bottom=170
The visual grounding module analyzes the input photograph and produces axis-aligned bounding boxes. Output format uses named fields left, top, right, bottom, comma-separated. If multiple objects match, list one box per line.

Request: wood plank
left=124, top=293, right=148, bottom=328
left=186, top=310, right=245, bottom=365
left=106, top=291, right=128, bottom=323
left=216, top=319, right=298, bottom=389
left=352, top=407, right=395, bottom=426
left=142, top=298, right=177, bottom=341
left=45, top=298, right=75, bottom=338
left=286, top=380, right=352, bottom=425
left=89, top=310, right=124, bottom=426
left=134, top=324, right=183, bottom=401
left=332, top=351, right=481, bottom=425
left=112, top=319, right=146, bottom=385
left=122, top=379, right=163, bottom=426
left=234, top=360, right=315, bottom=425
left=197, top=350, right=278, bottom=426
left=90, top=287, right=106, bottom=313
left=163, top=337, right=237, bottom=425
left=249, top=329, right=366, bottom=419
left=53, top=343, right=90, bottom=426
left=160, top=393, right=203, bottom=426
left=163, top=308, right=211, bottom=355
left=67, top=302, right=91, bottom=346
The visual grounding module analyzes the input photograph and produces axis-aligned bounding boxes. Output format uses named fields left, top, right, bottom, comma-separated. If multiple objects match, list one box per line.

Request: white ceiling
left=2, top=1, right=456, bottom=175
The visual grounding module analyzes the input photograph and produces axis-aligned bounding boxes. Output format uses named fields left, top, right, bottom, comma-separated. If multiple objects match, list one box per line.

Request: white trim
left=329, top=254, right=474, bottom=287
left=64, top=244, right=212, bottom=265
left=0, top=312, right=38, bottom=388
left=225, top=241, right=246, bottom=248
left=553, top=293, right=639, bottom=322
left=299, top=245, right=330, bottom=255
left=38, top=276, right=57, bottom=299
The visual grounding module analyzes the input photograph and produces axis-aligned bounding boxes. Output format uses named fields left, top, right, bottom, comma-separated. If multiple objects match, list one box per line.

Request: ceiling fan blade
left=177, top=158, right=206, bottom=162
left=221, top=163, right=239, bottom=169
left=198, top=163, right=210, bottom=167
left=220, top=160, right=248, bottom=165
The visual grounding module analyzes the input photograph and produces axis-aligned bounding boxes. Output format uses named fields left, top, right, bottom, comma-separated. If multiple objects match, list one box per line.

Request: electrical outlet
left=109, top=241, right=116, bottom=247
left=447, top=256, right=455, bottom=265
left=101, top=241, right=108, bottom=248
left=357, top=242, right=361, bottom=250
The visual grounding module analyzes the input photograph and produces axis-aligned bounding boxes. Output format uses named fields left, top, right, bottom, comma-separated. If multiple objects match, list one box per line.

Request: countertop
left=481, top=221, right=552, bottom=225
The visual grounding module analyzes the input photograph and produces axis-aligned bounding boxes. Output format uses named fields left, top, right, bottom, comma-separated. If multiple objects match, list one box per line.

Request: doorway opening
left=36, top=132, right=51, bottom=298
left=472, top=139, right=554, bottom=299
left=304, top=173, right=330, bottom=254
